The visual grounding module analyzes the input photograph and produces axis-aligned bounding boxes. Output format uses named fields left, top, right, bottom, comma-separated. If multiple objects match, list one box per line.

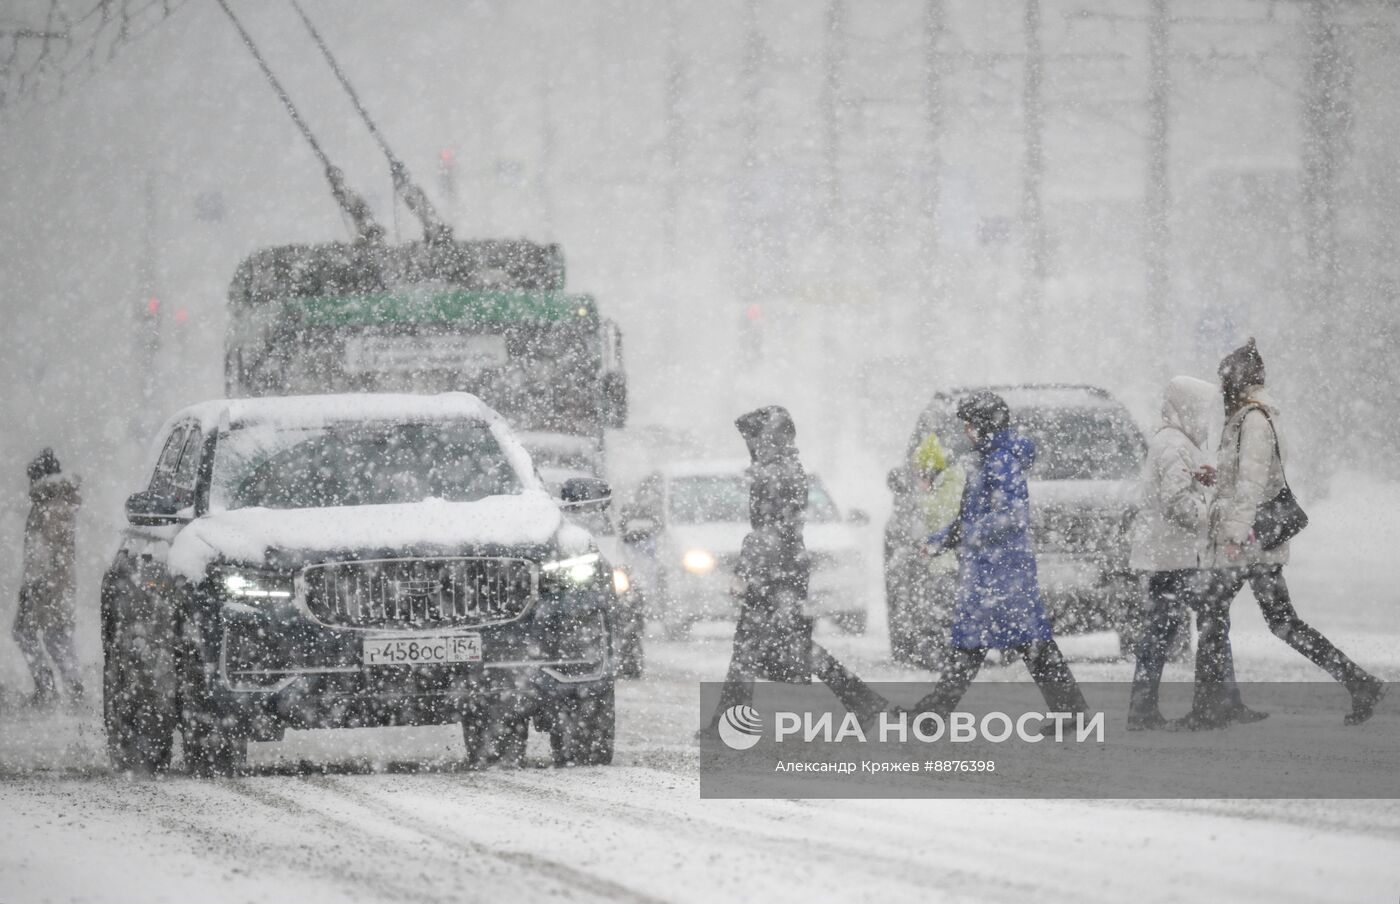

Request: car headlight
left=542, top=552, right=602, bottom=586
left=215, top=568, right=294, bottom=602
left=612, top=566, right=632, bottom=596
left=682, top=548, right=717, bottom=574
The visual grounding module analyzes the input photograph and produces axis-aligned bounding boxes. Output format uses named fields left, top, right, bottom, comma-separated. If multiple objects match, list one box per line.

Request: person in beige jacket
left=1186, top=340, right=1385, bottom=728
left=12, top=448, right=84, bottom=707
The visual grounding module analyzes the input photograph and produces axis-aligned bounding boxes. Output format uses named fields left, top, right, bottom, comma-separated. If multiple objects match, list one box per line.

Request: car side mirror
left=847, top=508, right=871, bottom=526
left=886, top=467, right=911, bottom=494
left=125, top=490, right=189, bottom=527
left=560, top=476, right=611, bottom=511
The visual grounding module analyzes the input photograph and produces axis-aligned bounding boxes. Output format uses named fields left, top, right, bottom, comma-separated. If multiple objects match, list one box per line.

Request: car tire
left=179, top=646, right=248, bottom=778
left=102, top=601, right=177, bottom=774
left=462, top=702, right=529, bottom=769
left=830, top=610, right=868, bottom=635
left=885, top=558, right=915, bottom=664
left=549, top=682, right=615, bottom=767
left=616, top=604, right=645, bottom=679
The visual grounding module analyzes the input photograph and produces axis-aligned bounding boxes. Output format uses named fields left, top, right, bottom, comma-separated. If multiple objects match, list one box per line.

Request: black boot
left=1345, top=675, right=1386, bottom=726
left=1126, top=710, right=1169, bottom=731
left=1168, top=709, right=1231, bottom=732
left=1228, top=704, right=1270, bottom=725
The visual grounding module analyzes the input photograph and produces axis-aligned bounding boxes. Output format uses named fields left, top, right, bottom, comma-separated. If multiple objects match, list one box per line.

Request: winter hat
left=735, top=405, right=797, bottom=462
left=912, top=432, right=949, bottom=476
left=1218, top=338, right=1266, bottom=392
left=956, top=391, right=1011, bottom=443
left=26, top=447, right=61, bottom=482
left=1218, top=338, right=1266, bottom=411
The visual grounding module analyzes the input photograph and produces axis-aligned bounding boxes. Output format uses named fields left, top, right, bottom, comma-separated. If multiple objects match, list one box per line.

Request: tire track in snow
left=136, top=776, right=595, bottom=903
left=373, top=767, right=1046, bottom=902
left=277, top=774, right=669, bottom=904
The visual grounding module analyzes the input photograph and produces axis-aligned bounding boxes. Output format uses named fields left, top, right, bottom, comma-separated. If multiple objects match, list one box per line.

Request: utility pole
left=1301, top=0, right=1351, bottom=439
left=737, top=0, right=764, bottom=367
left=661, top=0, right=685, bottom=272
left=920, top=0, right=946, bottom=301
left=1301, top=0, right=1348, bottom=336
left=1144, top=0, right=1172, bottom=346
left=539, top=71, right=556, bottom=234
left=1021, top=0, right=1048, bottom=318
left=133, top=171, right=161, bottom=439
left=818, top=0, right=847, bottom=260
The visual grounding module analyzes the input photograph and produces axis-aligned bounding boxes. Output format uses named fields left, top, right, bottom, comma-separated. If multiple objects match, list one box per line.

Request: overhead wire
left=212, top=0, right=383, bottom=243
left=288, top=0, right=450, bottom=243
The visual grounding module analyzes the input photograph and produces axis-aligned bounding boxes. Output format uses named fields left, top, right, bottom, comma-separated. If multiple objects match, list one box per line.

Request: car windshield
left=667, top=473, right=842, bottom=524
left=669, top=474, right=749, bottom=523
left=211, top=420, right=523, bottom=511
left=914, top=404, right=1143, bottom=481
left=1015, top=408, right=1143, bottom=480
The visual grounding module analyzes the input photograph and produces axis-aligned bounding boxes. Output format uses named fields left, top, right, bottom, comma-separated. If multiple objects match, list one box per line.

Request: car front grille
left=303, top=558, right=536, bottom=628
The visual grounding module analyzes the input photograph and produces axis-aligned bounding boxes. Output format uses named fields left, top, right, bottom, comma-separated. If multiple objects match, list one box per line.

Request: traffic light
left=740, top=302, right=762, bottom=366
left=438, top=147, right=457, bottom=200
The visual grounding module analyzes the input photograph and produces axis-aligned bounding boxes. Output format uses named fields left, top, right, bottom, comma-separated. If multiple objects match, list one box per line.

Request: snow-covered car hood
left=169, top=490, right=573, bottom=580
left=1028, top=479, right=1137, bottom=512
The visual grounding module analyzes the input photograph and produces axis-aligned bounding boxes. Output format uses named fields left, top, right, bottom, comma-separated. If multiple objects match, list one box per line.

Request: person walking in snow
left=912, top=392, right=1087, bottom=720
left=1184, top=339, right=1385, bottom=728
left=12, top=448, right=84, bottom=708
left=906, top=430, right=965, bottom=670
left=707, top=406, right=887, bottom=730
left=1127, top=376, right=1265, bottom=729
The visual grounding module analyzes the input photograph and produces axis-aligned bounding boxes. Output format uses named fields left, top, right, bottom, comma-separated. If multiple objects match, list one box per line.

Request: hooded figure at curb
left=1127, top=376, right=1265, bottom=730
left=913, top=392, right=1087, bottom=720
left=706, top=406, right=887, bottom=730
left=1186, top=339, right=1386, bottom=727
left=12, top=448, right=84, bottom=707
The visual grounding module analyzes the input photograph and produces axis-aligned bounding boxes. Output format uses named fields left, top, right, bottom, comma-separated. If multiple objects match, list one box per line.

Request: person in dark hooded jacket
left=912, top=393, right=1087, bottom=720
left=707, top=406, right=887, bottom=728
left=12, top=448, right=84, bottom=707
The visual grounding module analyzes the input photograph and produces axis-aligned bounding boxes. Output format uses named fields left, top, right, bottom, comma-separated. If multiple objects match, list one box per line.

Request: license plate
left=362, top=632, right=482, bottom=667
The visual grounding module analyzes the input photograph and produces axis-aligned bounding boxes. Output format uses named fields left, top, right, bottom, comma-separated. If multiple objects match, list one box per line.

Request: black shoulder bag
left=1236, top=407, right=1308, bottom=551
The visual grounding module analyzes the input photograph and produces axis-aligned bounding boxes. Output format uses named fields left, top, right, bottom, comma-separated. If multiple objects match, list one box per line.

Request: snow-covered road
left=2, top=475, right=1398, bottom=902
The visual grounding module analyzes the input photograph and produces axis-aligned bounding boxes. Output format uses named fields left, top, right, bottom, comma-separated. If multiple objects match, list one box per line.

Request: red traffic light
left=745, top=303, right=762, bottom=322
left=174, top=307, right=189, bottom=325
left=146, top=297, right=160, bottom=316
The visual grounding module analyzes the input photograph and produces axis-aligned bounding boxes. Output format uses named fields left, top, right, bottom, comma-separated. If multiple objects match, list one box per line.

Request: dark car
left=101, top=393, right=619, bottom=776
left=518, top=430, right=645, bottom=678
left=884, top=384, right=1147, bottom=667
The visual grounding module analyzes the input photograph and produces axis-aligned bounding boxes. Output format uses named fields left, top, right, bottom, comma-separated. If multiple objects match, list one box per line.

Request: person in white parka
left=1186, top=339, right=1386, bottom=728
left=1126, top=377, right=1264, bottom=730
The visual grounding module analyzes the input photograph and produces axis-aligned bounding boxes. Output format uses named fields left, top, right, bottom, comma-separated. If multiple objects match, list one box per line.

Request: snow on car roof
left=142, top=392, right=543, bottom=494
left=929, top=385, right=1126, bottom=413
left=172, top=392, right=507, bottom=432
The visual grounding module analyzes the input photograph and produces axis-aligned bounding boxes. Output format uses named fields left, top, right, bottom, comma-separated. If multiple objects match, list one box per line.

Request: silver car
left=621, top=460, right=871, bottom=639
left=884, top=384, right=1146, bottom=667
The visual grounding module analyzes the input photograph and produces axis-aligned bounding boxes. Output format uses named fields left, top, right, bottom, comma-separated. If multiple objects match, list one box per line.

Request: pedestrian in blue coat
left=913, top=392, right=1087, bottom=719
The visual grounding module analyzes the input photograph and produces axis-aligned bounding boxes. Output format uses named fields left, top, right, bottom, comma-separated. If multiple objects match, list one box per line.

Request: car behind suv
left=102, top=393, right=619, bottom=775
left=621, top=460, right=870, bottom=638
left=884, top=385, right=1146, bottom=666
